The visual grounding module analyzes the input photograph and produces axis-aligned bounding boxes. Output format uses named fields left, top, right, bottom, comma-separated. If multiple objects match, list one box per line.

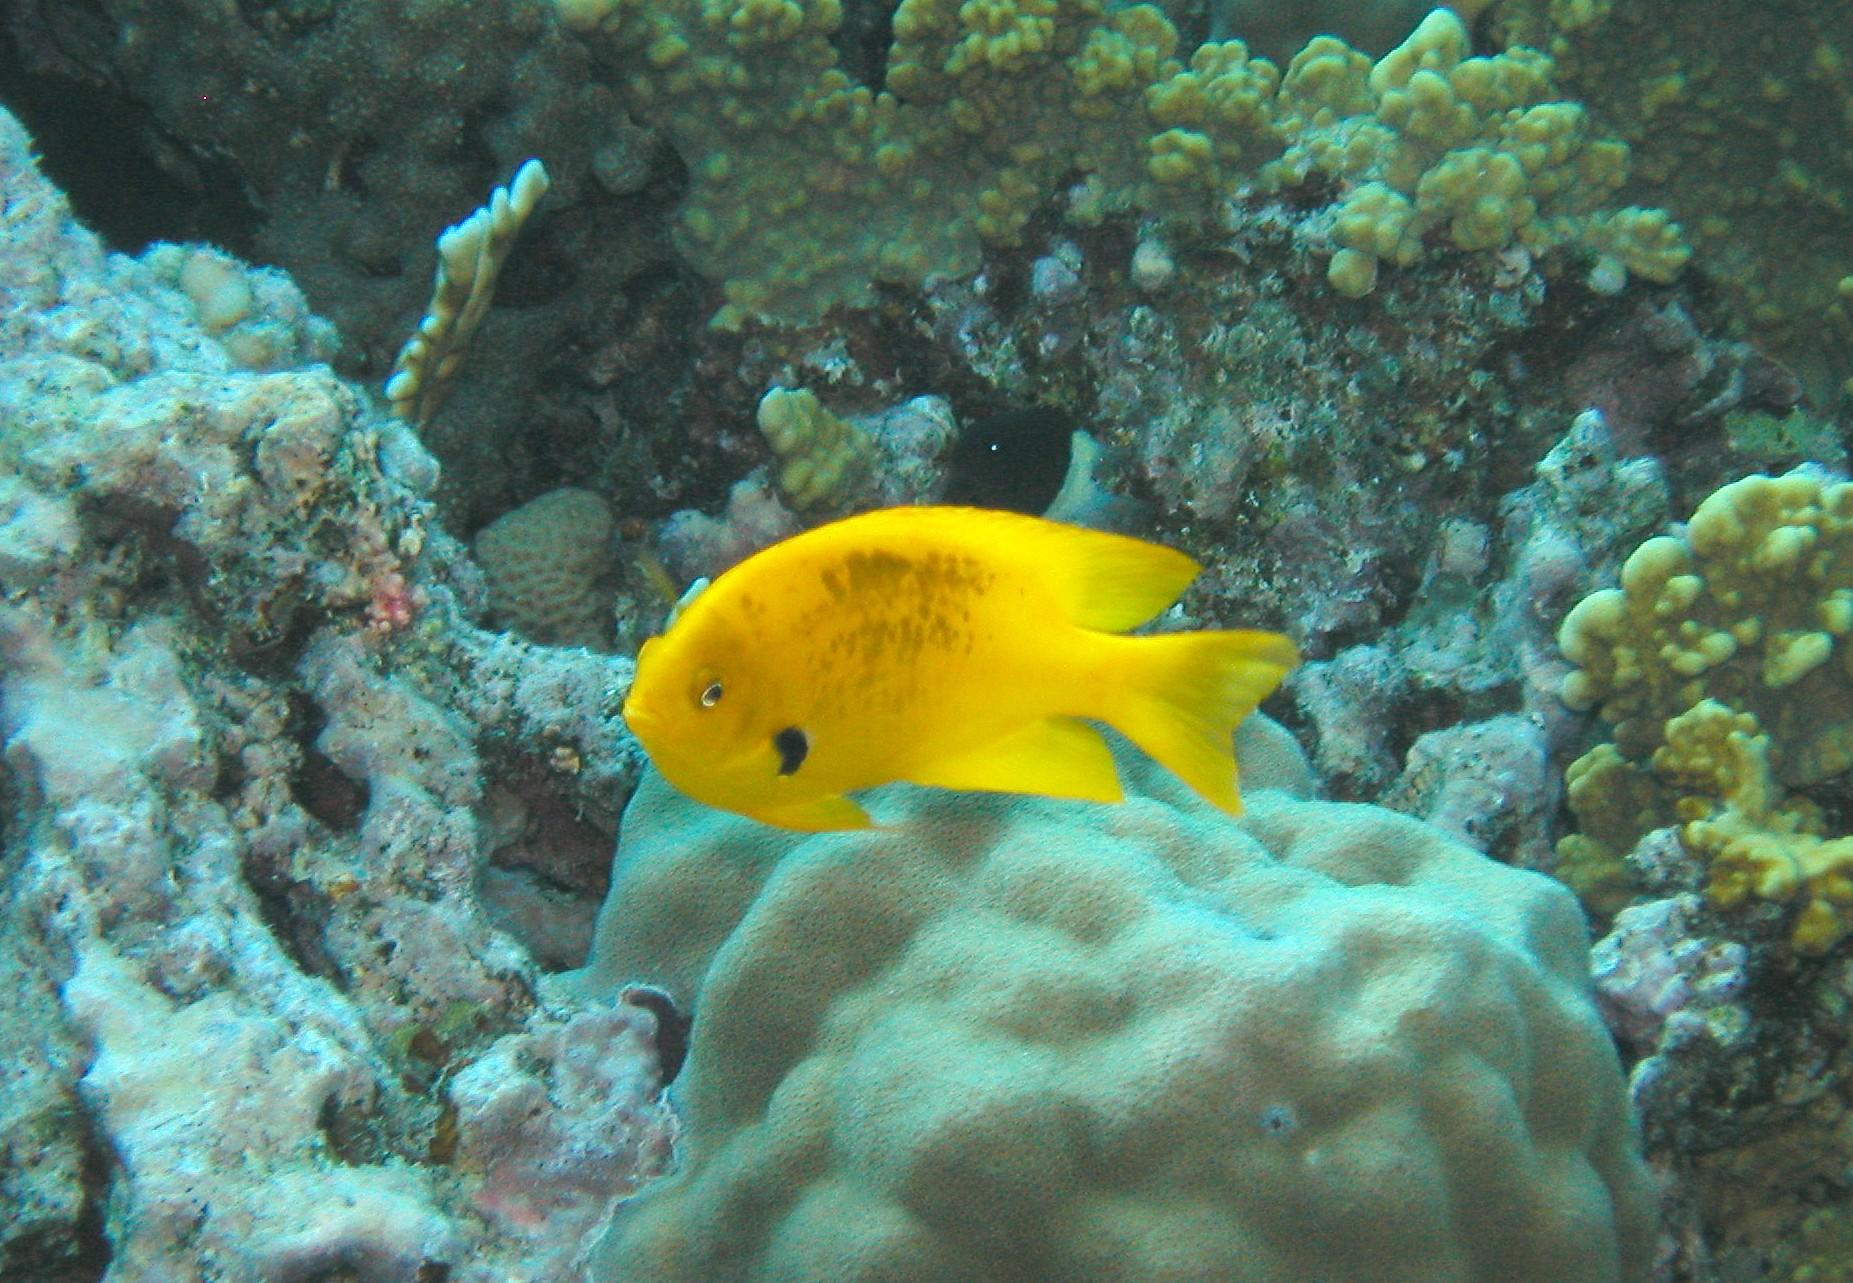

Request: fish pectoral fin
left=748, top=793, right=874, bottom=832
left=903, top=717, right=1123, bottom=804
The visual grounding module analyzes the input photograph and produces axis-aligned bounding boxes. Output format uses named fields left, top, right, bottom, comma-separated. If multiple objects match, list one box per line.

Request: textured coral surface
left=574, top=720, right=1657, bottom=1282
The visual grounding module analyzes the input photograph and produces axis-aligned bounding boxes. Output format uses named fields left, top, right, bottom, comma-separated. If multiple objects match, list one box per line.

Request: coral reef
left=1293, top=406, right=1669, bottom=826
left=756, top=385, right=879, bottom=513
left=474, top=486, right=618, bottom=650
left=550, top=0, right=1671, bottom=323
left=554, top=0, right=1276, bottom=323
left=389, top=159, right=553, bottom=427
left=1487, top=0, right=1853, bottom=404
left=1, top=0, right=686, bottom=536
left=0, top=0, right=1846, bottom=1267
left=1206, top=0, right=1486, bottom=60
left=1283, top=10, right=1686, bottom=299
left=651, top=390, right=960, bottom=581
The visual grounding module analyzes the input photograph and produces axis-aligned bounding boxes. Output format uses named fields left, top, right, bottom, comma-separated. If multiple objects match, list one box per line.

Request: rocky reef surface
left=0, top=108, right=674, bottom=1282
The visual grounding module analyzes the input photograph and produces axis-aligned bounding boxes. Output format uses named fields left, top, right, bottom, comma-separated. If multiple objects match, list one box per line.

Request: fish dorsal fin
left=825, top=506, right=1202, bottom=633
left=1042, top=520, right=1200, bottom=632
left=902, top=716, right=1123, bottom=804
left=663, top=575, right=710, bottom=629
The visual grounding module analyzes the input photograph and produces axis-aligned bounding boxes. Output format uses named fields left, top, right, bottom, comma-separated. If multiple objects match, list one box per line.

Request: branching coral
left=1274, top=10, right=1688, bottom=297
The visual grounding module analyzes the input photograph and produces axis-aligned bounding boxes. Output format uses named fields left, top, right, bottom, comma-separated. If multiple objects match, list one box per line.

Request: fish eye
left=699, top=680, right=724, bottom=708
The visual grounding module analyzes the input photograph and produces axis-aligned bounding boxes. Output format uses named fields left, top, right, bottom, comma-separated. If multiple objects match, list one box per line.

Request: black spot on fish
left=943, top=408, right=1075, bottom=513
left=774, top=726, right=809, bottom=775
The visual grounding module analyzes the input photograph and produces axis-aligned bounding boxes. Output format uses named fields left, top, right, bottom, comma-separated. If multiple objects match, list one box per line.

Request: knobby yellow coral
left=1282, top=10, right=1688, bottom=295
left=1556, top=470, right=1853, bottom=950
left=755, top=386, right=876, bottom=512
left=552, top=0, right=1679, bottom=322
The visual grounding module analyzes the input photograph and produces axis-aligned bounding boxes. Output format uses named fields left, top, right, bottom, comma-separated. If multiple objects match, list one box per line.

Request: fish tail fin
left=1101, top=629, right=1298, bottom=815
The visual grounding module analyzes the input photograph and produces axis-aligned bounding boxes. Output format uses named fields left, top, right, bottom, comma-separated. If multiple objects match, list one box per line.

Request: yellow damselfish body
left=622, top=505, right=1298, bottom=831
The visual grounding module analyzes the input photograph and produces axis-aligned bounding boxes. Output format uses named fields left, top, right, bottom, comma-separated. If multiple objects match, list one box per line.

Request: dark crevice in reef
left=70, top=1115, right=115, bottom=1283
left=242, top=694, right=353, bottom=986
left=7, top=1090, right=117, bottom=1283
left=288, top=693, right=368, bottom=835
left=316, top=1088, right=386, bottom=1168
left=222, top=597, right=322, bottom=683
left=621, top=984, right=690, bottom=1086
left=242, top=859, right=344, bottom=985
left=831, top=0, right=894, bottom=92
left=0, top=18, right=261, bottom=255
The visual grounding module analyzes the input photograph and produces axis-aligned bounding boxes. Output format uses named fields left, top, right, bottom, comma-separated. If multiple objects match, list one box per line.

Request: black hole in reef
left=830, top=0, right=894, bottom=91
left=0, top=24, right=262, bottom=254
left=622, top=985, right=691, bottom=1085
left=316, top=1089, right=381, bottom=1166
left=942, top=408, right=1075, bottom=514
left=774, top=725, right=809, bottom=775
left=288, top=693, right=368, bottom=833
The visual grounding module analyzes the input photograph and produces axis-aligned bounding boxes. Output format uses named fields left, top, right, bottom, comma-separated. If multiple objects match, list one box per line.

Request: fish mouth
left=621, top=699, right=656, bottom=739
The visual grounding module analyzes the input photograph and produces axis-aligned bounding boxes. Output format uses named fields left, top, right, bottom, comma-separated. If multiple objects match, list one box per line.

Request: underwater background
left=1, top=0, right=1850, bottom=1279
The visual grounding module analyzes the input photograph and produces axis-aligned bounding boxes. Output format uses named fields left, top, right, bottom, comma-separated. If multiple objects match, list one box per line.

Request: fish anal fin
left=904, top=717, right=1123, bottom=804
left=748, top=793, right=874, bottom=832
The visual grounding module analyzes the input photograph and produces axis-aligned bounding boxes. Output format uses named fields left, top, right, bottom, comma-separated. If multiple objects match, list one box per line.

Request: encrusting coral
left=0, top=105, right=674, bottom=1280
left=568, top=718, right=1657, bottom=1282
left=1556, top=469, right=1853, bottom=950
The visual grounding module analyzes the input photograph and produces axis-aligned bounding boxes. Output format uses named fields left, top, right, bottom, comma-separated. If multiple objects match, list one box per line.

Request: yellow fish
left=622, top=506, right=1298, bottom=831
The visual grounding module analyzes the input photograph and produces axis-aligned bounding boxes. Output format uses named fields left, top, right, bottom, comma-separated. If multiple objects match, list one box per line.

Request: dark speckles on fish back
left=800, top=543, right=997, bottom=716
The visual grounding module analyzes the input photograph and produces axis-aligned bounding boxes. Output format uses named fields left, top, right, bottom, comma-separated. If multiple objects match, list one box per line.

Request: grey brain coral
left=473, top=486, right=617, bottom=650
left=569, top=718, right=1658, bottom=1283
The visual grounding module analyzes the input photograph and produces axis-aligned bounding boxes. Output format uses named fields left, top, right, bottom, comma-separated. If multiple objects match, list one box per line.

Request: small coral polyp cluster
left=554, top=0, right=1683, bottom=322
left=1556, top=471, right=1853, bottom=951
